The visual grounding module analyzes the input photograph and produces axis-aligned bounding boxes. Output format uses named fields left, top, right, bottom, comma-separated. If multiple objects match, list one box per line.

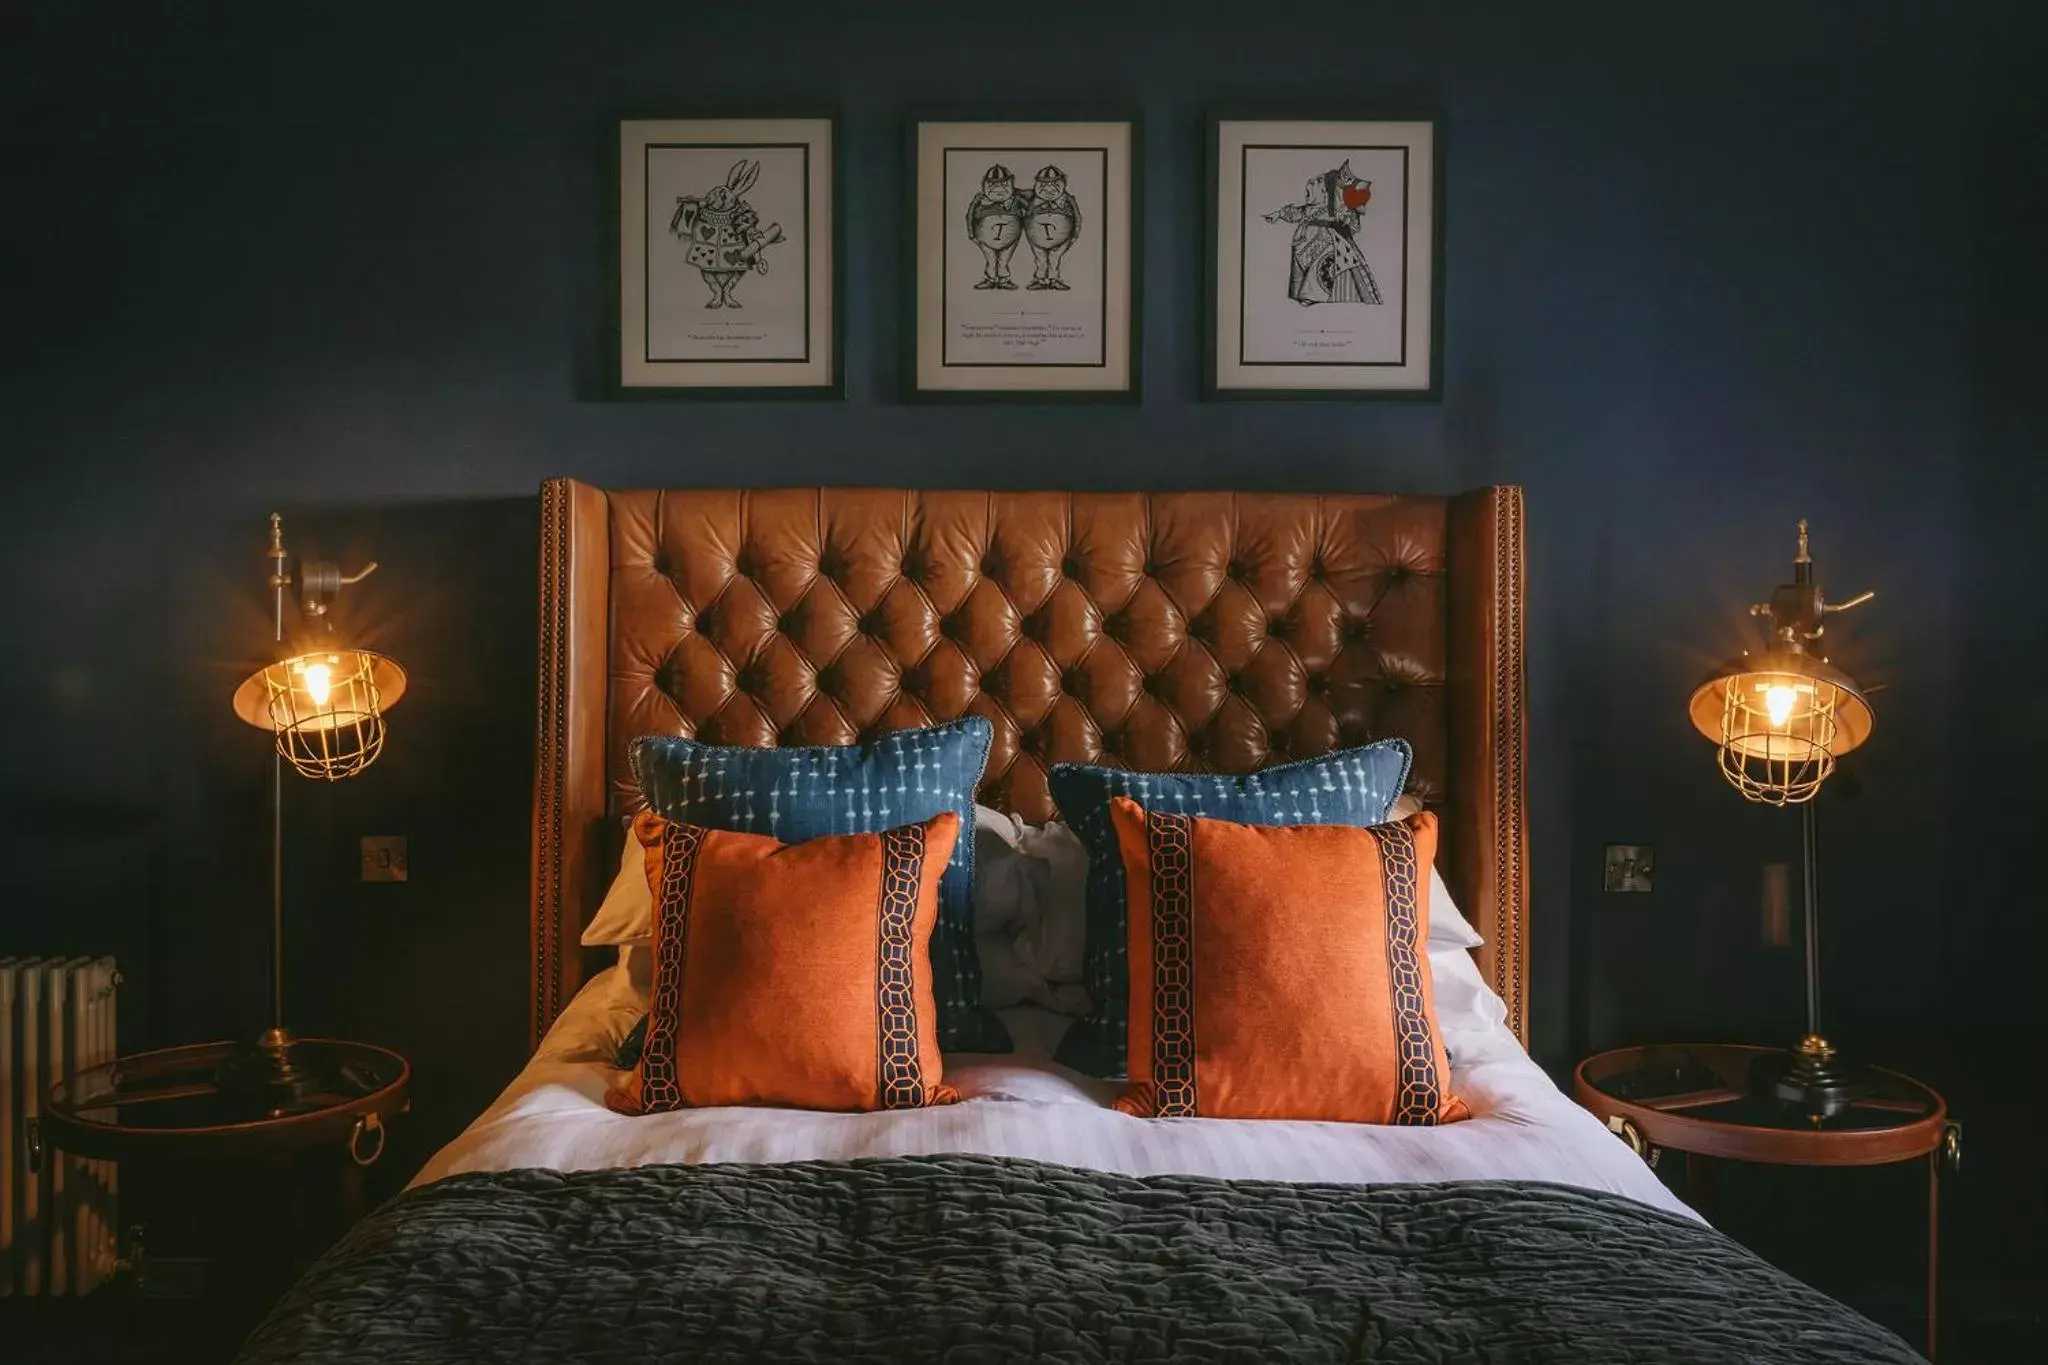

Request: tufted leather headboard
left=532, top=481, right=1529, bottom=1049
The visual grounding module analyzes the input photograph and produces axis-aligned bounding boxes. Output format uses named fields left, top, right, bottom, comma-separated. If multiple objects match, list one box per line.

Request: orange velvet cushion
left=609, top=810, right=961, bottom=1114
left=1109, top=798, right=1468, bottom=1125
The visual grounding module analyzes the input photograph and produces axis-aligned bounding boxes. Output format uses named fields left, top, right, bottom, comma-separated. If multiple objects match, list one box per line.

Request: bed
left=235, top=484, right=1923, bottom=1363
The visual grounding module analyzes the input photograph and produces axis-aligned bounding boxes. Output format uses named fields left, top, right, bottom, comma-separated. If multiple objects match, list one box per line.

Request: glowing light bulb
left=1763, top=683, right=1798, bottom=728
left=302, top=661, right=333, bottom=707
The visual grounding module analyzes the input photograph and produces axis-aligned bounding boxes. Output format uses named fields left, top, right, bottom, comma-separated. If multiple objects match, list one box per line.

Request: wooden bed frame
left=529, top=482, right=1530, bottom=1052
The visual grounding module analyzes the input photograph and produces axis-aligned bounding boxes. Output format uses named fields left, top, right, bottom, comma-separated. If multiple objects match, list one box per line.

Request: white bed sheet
left=415, top=969, right=1694, bottom=1221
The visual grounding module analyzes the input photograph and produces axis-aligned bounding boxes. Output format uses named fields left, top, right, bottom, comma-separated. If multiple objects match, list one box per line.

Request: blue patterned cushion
left=629, top=716, right=1009, bottom=1054
left=1047, top=739, right=1413, bottom=1078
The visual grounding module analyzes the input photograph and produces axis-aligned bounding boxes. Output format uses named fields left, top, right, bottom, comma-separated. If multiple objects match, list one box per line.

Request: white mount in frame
left=914, top=119, right=1135, bottom=397
left=620, top=117, right=837, bottom=393
left=1212, top=118, right=1437, bottom=397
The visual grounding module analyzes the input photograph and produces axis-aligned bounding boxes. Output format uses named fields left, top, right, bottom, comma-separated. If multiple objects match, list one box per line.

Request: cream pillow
left=613, top=942, right=655, bottom=1009
left=584, top=830, right=657, bottom=1011
left=582, top=828, right=653, bottom=948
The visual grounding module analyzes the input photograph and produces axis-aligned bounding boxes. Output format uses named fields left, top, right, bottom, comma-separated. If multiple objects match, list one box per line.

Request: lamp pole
left=225, top=512, right=404, bottom=1100
left=1801, top=798, right=1822, bottom=1045
left=1688, top=520, right=1875, bottom=1116
left=255, top=513, right=304, bottom=1089
left=272, top=580, right=286, bottom=1042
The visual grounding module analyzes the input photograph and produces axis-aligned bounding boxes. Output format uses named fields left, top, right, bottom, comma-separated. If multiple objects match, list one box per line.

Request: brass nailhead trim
left=1491, top=486, right=1529, bottom=1046
left=533, top=478, right=570, bottom=1049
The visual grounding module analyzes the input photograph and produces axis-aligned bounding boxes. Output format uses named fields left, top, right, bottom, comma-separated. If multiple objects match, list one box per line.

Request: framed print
left=1208, top=117, right=1440, bottom=399
left=619, top=117, right=839, bottom=396
left=912, top=118, right=1137, bottom=400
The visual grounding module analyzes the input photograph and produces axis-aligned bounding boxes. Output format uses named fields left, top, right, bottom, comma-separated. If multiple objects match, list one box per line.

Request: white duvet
left=415, top=967, right=1694, bottom=1222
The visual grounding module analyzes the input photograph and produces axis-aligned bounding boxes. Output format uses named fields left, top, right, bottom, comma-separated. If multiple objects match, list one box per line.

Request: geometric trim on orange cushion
left=1145, top=809, right=1198, bottom=1118
left=875, top=823, right=930, bottom=1110
left=1376, top=819, right=1445, bottom=1126
left=1108, top=799, right=1468, bottom=1127
left=610, top=811, right=964, bottom=1117
left=639, top=821, right=707, bottom=1115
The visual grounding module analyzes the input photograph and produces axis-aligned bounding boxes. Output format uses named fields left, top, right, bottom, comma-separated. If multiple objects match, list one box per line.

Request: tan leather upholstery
left=533, top=483, right=1529, bottom=1051
left=532, top=478, right=609, bottom=1042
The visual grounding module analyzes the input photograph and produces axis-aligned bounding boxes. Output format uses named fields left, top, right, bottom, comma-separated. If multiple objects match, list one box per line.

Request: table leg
left=340, top=1156, right=366, bottom=1228
left=1684, top=1151, right=1718, bottom=1221
left=1926, top=1149, right=1940, bottom=1360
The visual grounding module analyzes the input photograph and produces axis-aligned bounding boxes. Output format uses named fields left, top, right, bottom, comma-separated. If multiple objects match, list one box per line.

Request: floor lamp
left=1688, top=521, right=1875, bottom=1116
left=225, top=514, right=405, bottom=1099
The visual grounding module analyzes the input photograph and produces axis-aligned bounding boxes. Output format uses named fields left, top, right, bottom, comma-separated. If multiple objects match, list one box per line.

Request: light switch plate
left=1604, top=844, right=1653, bottom=893
left=361, top=835, right=408, bottom=883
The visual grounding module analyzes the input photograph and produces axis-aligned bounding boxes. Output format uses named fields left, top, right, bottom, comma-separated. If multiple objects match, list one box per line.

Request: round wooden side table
left=34, top=1038, right=411, bottom=1224
left=1575, top=1043, right=1957, bottom=1358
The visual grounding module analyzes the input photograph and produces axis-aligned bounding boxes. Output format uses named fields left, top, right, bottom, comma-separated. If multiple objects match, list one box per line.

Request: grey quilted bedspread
left=236, top=1156, right=1921, bottom=1364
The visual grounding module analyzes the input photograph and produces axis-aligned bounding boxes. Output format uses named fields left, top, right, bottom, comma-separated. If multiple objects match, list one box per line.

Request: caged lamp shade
left=230, top=513, right=406, bottom=781
left=232, top=640, right=407, bottom=780
left=1688, top=650, right=1873, bottom=807
left=1687, top=520, right=1874, bottom=807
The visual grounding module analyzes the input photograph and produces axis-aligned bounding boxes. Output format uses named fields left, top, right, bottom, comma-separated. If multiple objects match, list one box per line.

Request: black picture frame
left=1202, top=111, right=1444, bottom=402
left=613, top=112, right=845, bottom=401
left=905, top=111, right=1143, bottom=404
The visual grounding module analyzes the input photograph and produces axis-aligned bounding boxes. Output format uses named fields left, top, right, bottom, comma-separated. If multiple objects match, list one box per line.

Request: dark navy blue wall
left=5, top=0, right=2043, bottom=1320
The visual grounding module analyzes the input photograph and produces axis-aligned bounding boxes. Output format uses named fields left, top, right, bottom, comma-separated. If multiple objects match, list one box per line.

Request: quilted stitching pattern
left=238, top=1159, right=1926, bottom=1365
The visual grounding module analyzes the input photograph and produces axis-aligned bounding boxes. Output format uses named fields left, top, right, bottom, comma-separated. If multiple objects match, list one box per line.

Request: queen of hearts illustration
left=1262, top=160, right=1383, bottom=307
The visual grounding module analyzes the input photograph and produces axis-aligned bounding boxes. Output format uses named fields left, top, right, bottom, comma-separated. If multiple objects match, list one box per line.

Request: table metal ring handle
left=1606, top=1114, right=1648, bottom=1159
left=349, top=1111, right=387, bottom=1167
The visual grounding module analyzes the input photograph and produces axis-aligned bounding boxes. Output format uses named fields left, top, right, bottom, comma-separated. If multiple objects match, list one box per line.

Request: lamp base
left=1752, top=1033, right=1873, bottom=1118
left=215, top=1027, right=334, bottom=1105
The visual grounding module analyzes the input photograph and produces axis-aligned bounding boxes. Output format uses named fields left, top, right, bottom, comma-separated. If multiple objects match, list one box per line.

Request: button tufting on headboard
left=534, top=483, right=1529, bottom=1055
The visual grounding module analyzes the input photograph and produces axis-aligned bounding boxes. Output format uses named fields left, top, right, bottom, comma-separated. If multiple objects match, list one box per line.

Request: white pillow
left=1425, top=867, right=1483, bottom=950
left=1388, top=794, right=1484, bottom=950
left=976, top=932, right=1092, bottom=1014
left=971, top=805, right=1090, bottom=1015
left=1430, top=939, right=1511, bottom=1041
left=583, top=825, right=653, bottom=948
left=971, top=806, right=1036, bottom=934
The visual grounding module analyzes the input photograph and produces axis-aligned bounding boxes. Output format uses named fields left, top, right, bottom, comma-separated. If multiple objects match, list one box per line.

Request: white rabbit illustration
left=670, top=159, right=786, bottom=309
